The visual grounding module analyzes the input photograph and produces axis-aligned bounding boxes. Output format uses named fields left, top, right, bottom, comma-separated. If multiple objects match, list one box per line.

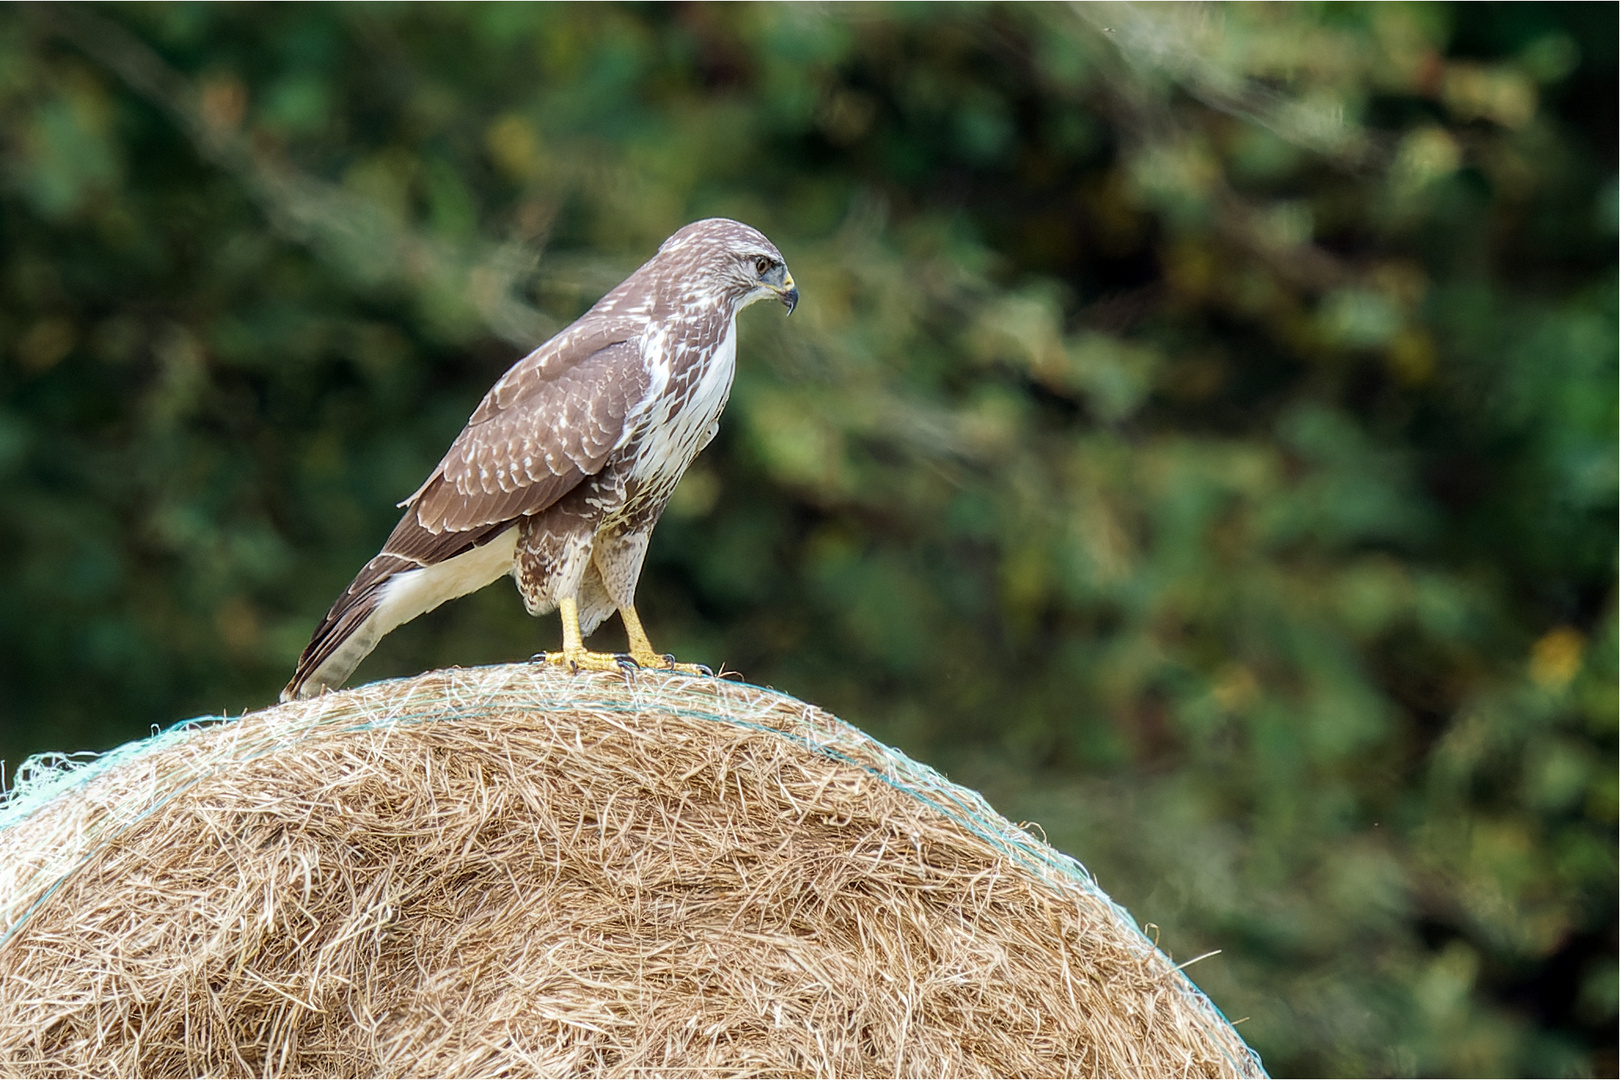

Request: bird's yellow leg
left=620, top=604, right=710, bottom=675
left=541, top=596, right=633, bottom=673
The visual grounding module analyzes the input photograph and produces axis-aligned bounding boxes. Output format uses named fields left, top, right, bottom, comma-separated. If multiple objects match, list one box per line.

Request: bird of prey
left=281, top=218, right=797, bottom=701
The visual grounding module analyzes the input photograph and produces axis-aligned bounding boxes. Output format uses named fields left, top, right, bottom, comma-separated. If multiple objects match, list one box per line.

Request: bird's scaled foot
left=536, top=648, right=642, bottom=675
left=617, top=605, right=712, bottom=677
left=625, top=648, right=712, bottom=677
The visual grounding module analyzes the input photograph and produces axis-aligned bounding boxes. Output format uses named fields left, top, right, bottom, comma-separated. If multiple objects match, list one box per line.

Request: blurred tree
left=0, top=3, right=1613, bottom=1076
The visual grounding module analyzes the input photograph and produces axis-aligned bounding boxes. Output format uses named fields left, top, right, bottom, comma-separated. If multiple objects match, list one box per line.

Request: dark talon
left=614, top=654, right=638, bottom=686
left=693, top=663, right=714, bottom=677
left=661, top=653, right=679, bottom=669
left=529, top=652, right=548, bottom=664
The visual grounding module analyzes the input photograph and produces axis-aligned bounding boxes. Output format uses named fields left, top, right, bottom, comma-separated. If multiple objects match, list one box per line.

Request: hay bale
left=0, top=664, right=1264, bottom=1079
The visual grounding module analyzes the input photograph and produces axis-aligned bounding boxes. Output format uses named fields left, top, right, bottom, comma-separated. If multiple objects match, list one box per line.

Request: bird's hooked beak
left=762, top=263, right=798, bottom=316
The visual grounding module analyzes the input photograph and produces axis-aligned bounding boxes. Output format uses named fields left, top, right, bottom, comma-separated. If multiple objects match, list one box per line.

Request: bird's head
left=658, top=218, right=798, bottom=316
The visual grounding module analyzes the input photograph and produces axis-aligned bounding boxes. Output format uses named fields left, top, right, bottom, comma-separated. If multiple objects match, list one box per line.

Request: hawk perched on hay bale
left=282, top=219, right=797, bottom=701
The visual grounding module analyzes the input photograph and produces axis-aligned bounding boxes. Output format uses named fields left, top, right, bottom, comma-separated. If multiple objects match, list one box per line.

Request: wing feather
left=410, top=332, right=649, bottom=534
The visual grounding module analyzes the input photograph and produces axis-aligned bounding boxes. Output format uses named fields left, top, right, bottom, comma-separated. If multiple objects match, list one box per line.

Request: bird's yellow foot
left=619, top=604, right=712, bottom=676
left=533, top=597, right=716, bottom=678
left=625, top=649, right=713, bottom=677
left=534, top=648, right=639, bottom=675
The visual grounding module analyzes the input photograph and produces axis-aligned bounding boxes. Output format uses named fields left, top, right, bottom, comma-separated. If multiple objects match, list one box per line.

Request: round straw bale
left=0, top=664, right=1264, bottom=1079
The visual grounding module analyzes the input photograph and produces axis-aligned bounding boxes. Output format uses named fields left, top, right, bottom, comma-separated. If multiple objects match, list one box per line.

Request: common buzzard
left=282, top=218, right=797, bottom=700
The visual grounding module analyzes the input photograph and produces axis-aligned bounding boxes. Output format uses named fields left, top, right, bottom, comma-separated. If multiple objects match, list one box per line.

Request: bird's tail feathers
left=281, top=512, right=518, bottom=703
left=280, top=554, right=417, bottom=702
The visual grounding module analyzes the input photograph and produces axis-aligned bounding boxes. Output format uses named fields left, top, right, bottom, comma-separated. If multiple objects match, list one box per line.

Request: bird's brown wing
left=412, top=326, right=649, bottom=533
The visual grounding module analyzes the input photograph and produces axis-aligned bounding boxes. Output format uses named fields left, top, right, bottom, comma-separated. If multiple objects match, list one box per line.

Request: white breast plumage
left=621, top=318, right=737, bottom=505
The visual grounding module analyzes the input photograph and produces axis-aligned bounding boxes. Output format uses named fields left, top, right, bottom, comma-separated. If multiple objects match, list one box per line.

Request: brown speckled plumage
left=283, top=219, right=796, bottom=700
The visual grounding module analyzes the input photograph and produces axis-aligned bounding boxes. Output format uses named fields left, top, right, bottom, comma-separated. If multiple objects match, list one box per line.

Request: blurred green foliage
left=0, top=4, right=1613, bottom=1075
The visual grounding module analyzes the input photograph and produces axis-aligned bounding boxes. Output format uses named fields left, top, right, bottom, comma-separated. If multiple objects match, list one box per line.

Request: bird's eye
left=754, top=256, right=773, bottom=276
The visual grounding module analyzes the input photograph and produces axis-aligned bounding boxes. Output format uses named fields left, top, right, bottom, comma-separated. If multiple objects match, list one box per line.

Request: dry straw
left=0, top=663, right=1264, bottom=1078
